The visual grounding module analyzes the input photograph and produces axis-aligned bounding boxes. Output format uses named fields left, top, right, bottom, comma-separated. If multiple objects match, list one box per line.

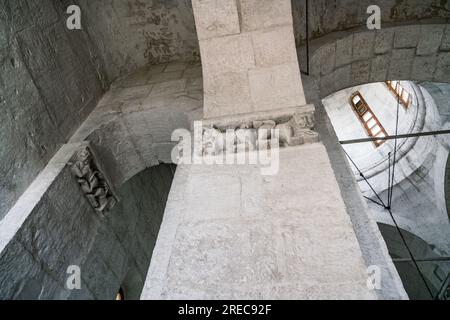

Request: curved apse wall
left=292, top=0, right=450, bottom=47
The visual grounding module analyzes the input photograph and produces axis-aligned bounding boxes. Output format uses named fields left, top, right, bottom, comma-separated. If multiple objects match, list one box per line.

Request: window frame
left=385, top=80, right=412, bottom=109
left=349, top=92, right=389, bottom=148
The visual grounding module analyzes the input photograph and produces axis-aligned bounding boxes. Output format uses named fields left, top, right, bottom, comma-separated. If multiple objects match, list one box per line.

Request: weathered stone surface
left=249, top=63, right=307, bottom=111
left=435, top=52, right=450, bottom=83
left=353, top=32, right=375, bottom=61
left=238, top=0, right=293, bottom=32
left=351, top=60, right=371, bottom=84
left=77, top=0, right=200, bottom=80
left=394, top=26, right=420, bottom=48
left=0, top=147, right=175, bottom=300
left=204, top=72, right=253, bottom=117
left=374, top=29, right=394, bottom=55
left=142, top=144, right=376, bottom=299
left=200, top=34, right=256, bottom=76
left=0, top=1, right=106, bottom=220
left=191, top=0, right=240, bottom=40
left=412, top=56, right=438, bottom=81
left=417, top=25, right=444, bottom=56
left=370, top=54, right=390, bottom=82
left=252, top=26, right=298, bottom=67
left=317, top=43, right=336, bottom=76
left=388, top=49, right=415, bottom=80
left=336, top=35, right=353, bottom=67
left=442, top=26, right=450, bottom=51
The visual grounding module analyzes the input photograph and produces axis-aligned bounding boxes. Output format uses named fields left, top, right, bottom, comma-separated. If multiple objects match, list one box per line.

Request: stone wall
left=77, top=0, right=200, bottom=82
left=0, top=0, right=107, bottom=221
left=0, top=150, right=174, bottom=300
left=292, top=0, right=450, bottom=47
left=307, top=24, right=450, bottom=98
left=142, top=144, right=377, bottom=299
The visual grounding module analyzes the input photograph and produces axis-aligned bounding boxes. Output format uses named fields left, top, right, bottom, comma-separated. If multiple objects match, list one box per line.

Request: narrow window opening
left=385, top=80, right=411, bottom=109
left=350, top=92, right=388, bottom=148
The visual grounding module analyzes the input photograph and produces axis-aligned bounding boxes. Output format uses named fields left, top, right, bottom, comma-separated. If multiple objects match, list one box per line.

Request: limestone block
left=320, top=72, right=336, bottom=98
left=412, top=56, right=437, bottom=81
left=317, top=43, right=336, bottom=76
left=150, top=79, right=187, bottom=97
left=394, top=26, right=420, bottom=48
left=351, top=60, right=371, bottom=85
left=249, top=63, right=306, bottom=112
left=238, top=0, right=293, bottom=32
left=204, top=72, right=253, bottom=117
left=353, top=32, right=375, bottom=61
left=388, top=49, right=415, bottom=80
left=441, top=26, right=450, bottom=51
left=435, top=52, right=450, bottom=83
left=252, top=26, right=298, bottom=67
left=200, top=34, right=255, bottom=76
left=417, top=25, right=444, bottom=56
left=370, top=54, right=390, bottom=82
left=374, top=29, right=394, bottom=55
left=183, top=65, right=203, bottom=79
left=164, top=61, right=188, bottom=73
left=334, top=65, right=352, bottom=91
left=148, top=70, right=183, bottom=84
left=191, top=0, right=240, bottom=40
left=336, top=35, right=353, bottom=67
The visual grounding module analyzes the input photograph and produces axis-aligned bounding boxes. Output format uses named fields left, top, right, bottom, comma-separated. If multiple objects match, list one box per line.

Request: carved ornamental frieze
left=70, top=146, right=118, bottom=213
left=198, top=106, right=320, bottom=156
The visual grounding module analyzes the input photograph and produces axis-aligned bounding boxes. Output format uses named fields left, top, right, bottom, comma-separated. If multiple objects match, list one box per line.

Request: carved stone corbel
left=70, top=146, right=118, bottom=214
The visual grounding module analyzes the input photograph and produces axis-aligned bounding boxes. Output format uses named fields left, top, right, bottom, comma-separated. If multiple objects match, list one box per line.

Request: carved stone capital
left=198, top=105, right=319, bottom=156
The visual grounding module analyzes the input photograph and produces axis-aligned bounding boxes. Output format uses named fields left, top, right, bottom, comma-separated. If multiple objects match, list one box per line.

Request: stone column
left=192, top=0, right=307, bottom=118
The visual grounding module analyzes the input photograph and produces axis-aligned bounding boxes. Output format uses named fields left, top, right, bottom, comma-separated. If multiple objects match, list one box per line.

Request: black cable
left=342, top=147, right=387, bottom=209
left=341, top=145, right=435, bottom=299
left=388, top=152, right=392, bottom=209
left=389, top=87, right=401, bottom=209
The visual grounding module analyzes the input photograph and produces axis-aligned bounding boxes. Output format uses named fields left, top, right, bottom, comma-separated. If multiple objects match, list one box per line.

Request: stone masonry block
left=440, top=26, right=450, bottom=51
left=412, top=56, right=437, bottom=81
left=251, top=26, right=298, bottom=67
left=192, top=0, right=240, bottom=40
left=435, top=52, right=450, bottom=83
left=388, top=49, right=415, bottom=80
left=394, top=26, right=420, bottom=49
left=238, top=0, right=293, bottom=32
left=200, top=34, right=255, bottom=76
left=351, top=60, right=371, bottom=85
left=249, top=63, right=306, bottom=112
left=353, top=32, right=375, bottom=61
left=370, top=54, right=390, bottom=82
left=417, top=25, right=444, bottom=56
left=204, top=72, right=253, bottom=118
left=336, top=35, right=353, bottom=67
left=374, top=29, right=394, bottom=54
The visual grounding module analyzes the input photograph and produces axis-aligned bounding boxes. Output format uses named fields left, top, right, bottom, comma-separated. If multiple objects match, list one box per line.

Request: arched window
left=385, top=81, right=411, bottom=109
left=350, top=92, right=388, bottom=148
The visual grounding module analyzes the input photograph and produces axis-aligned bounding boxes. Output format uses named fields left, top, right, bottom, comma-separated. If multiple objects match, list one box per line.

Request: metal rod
left=339, top=129, right=450, bottom=145
left=393, top=257, right=450, bottom=263
left=305, top=0, right=309, bottom=75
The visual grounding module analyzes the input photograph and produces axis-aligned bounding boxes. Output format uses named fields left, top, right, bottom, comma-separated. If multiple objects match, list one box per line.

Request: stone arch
left=305, top=24, right=450, bottom=98
left=69, top=61, right=203, bottom=187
